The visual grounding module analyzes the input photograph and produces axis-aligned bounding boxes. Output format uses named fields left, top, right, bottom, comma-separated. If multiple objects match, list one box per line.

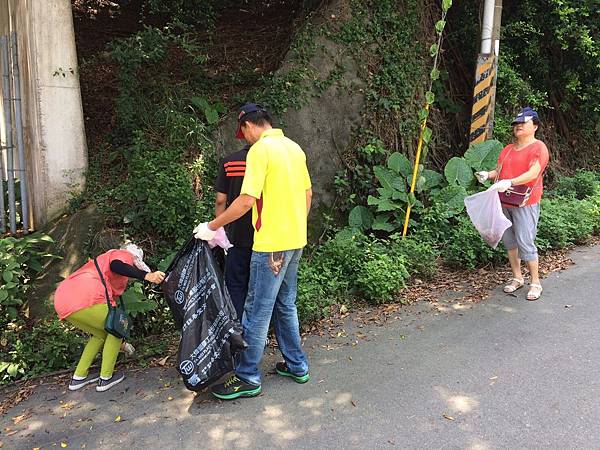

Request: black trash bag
left=211, top=245, right=226, bottom=274
left=162, top=238, right=246, bottom=391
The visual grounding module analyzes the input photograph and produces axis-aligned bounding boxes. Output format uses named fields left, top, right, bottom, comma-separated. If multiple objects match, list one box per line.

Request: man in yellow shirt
left=194, top=103, right=312, bottom=400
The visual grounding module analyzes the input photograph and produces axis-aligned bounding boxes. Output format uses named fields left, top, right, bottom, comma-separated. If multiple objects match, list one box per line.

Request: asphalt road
left=2, top=245, right=599, bottom=450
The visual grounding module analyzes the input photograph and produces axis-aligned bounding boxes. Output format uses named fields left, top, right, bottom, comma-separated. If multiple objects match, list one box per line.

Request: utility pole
left=469, top=0, right=502, bottom=145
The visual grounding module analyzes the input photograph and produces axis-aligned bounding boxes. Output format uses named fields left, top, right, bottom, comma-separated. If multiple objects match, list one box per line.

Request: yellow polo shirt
left=240, top=128, right=311, bottom=252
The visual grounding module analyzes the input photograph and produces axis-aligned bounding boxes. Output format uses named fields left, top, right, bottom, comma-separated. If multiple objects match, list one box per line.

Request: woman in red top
left=54, top=244, right=165, bottom=392
left=475, top=107, right=549, bottom=301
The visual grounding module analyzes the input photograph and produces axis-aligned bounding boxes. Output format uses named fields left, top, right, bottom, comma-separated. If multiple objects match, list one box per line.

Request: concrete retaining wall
left=0, top=0, right=87, bottom=229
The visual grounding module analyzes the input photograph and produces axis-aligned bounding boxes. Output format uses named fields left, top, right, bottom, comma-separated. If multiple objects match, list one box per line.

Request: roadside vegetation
left=1, top=0, right=598, bottom=384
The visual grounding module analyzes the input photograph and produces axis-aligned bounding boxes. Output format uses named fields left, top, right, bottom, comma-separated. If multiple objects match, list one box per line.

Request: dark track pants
left=225, top=246, right=252, bottom=320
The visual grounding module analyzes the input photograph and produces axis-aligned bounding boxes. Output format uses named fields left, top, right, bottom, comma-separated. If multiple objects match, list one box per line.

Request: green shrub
left=318, top=228, right=366, bottom=275
left=389, top=234, right=440, bottom=280
left=355, top=247, right=409, bottom=304
left=0, top=234, right=74, bottom=383
left=441, top=191, right=599, bottom=267
left=296, top=227, right=413, bottom=317
left=411, top=201, right=454, bottom=244
left=114, top=134, right=200, bottom=241
left=1, top=319, right=82, bottom=383
left=443, top=216, right=505, bottom=269
left=296, top=229, right=361, bottom=322
left=584, top=190, right=600, bottom=234
left=0, top=234, right=56, bottom=325
left=296, top=263, right=341, bottom=324
left=537, top=197, right=596, bottom=251
left=554, top=170, right=600, bottom=200
left=317, top=228, right=411, bottom=303
left=80, top=24, right=218, bottom=251
left=146, top=0, right=217, bottom=27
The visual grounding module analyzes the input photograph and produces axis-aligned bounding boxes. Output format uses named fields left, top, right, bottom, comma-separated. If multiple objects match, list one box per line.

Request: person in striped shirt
left=214, top=142, right=254, bottom=319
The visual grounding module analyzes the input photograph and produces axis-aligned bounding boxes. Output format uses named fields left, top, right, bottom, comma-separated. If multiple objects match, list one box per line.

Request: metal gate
left=0, top=31, right=30, bottom=235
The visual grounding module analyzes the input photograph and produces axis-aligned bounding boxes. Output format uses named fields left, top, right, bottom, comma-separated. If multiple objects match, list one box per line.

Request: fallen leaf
left=61, top=402, right=75, bottom=410
left=443, top=413, right=455, bottom=421
left=167, top=396, right=173, bottom=401
left=339, top=305, right=348, bottom=314
left=61, top=443, right=68, bottom=448
left=114, top=416, right=121, bottom=422
left=158, top=356, right=169, bottom=366
left=12, top=411, right=31, bottom=424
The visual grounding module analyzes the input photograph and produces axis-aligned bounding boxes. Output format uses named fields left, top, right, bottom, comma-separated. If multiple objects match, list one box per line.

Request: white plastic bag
left=464, top=188, right=512, bottom=248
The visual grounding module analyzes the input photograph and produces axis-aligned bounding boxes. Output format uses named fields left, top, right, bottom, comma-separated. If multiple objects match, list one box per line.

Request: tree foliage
left=448, top=0, right=600, bottom=164
left=500, top=1, right=599, bottom=136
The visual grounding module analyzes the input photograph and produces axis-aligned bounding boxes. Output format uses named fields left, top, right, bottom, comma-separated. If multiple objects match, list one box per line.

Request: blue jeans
left=235, top=249, right=308, bottom=386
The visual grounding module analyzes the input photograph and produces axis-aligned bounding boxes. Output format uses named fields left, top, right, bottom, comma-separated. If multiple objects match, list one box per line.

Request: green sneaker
left=275, top=362, right=310, bottom=384
left=211, top=375, right=262, bottom=400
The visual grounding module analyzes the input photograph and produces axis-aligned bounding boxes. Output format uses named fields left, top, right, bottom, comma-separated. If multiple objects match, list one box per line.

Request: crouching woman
left=54, top=244, right=164, bottom=391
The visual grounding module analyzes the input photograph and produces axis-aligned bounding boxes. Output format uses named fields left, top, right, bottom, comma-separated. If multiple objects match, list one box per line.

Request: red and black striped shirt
left=215, top=146, right=254, bottom=247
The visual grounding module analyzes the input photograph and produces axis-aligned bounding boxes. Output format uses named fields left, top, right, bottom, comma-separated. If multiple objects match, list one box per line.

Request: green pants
left=67, top=304, right=121, bottom=378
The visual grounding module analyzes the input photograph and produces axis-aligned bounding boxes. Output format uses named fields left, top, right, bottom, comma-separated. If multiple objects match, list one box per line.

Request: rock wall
left=213, top=0, right=364, bottom=209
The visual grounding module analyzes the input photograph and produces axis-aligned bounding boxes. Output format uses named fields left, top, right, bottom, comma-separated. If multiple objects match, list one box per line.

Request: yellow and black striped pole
left=469, top=53, right=496, bottom=145
left=470, top=0, right=502, bottom=144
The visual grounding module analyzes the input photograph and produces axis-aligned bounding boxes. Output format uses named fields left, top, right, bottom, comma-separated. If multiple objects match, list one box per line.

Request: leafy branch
left=402, top=0, right=453, bottom=237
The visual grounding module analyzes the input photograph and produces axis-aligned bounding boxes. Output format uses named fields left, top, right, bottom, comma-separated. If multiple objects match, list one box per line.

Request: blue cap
left=512, top=107, right=539, bottom=125
left=236, top=103, right=267, bottom=139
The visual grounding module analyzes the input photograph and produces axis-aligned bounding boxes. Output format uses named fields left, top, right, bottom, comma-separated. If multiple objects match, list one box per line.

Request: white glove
left=490, top=179, right=512, bottom=192
left=475, top=171, right=489, bottom=183
left=193, top=222, right=216, bottom=240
